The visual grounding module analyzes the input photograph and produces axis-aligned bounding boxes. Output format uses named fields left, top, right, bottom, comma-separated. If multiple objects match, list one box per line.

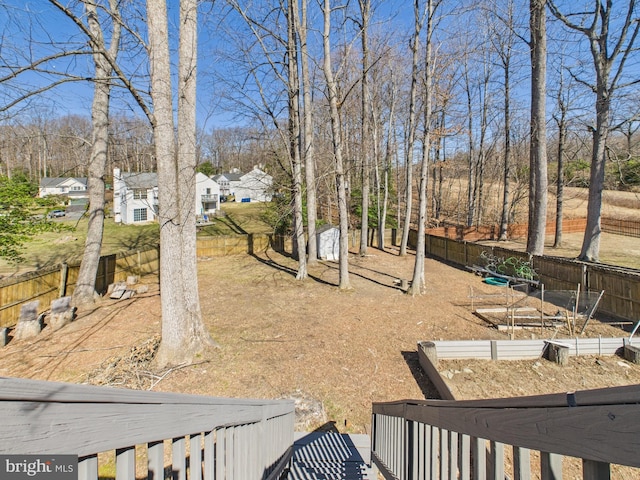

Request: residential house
left=113, top=168, right=158, bottom=224
left=234, top=166, right=273, bottom=202
left=39, top=177, right=88, bottom=204
left=195, top=172, right=220, bottom=219
left=113, top=168, right=220, bottom=225
left=212, top=170, right=243, bottom=198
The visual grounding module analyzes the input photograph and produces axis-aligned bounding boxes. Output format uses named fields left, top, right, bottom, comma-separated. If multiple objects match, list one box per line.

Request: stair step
left=287, top=432, right=377, bottom=479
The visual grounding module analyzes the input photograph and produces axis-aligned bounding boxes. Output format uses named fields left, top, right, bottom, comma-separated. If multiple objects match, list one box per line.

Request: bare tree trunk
left=497, top=6, right=514, bottom=241
left=432, top=109, right=445, bottom=220
left=358, top=0, right=371, bottom=256
left=322, top=0, right=351, bottom=290
left=475, top=64, right=489, bottom=227
left=399, top=0, right=424, bottom=256
left=553, top=70, right=568, bottom=248
left=378, top=72, right=396, bottom=250
left=73, top=0, right=120, bottom=306
left=149, top=0, right=215, bottom=367
left=288, top=0, right=307, bottom=279
left=408, top=0, right=434, bottom=296
left=299, top=0, right=318, bottom=265
left=526, top=0, right=547, bottom=256
left=464, top=64, right=476, bottom=227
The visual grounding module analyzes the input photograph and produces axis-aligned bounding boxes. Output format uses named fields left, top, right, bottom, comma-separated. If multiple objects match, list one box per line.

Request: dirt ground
left=1, top=245, right=639, bottom=438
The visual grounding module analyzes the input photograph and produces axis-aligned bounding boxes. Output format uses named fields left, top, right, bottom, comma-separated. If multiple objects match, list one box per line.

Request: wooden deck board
left=287, top=432, right=376, bottom=479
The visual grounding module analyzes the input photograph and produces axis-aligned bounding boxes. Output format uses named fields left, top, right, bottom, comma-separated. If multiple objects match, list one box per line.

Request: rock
left=120, top=290, right=135, bottom=300
left=136, top=285, right=149, bottom=294
left=13, top=301, right=41, bottom=340
left=109, top=282, right=127, bottom=299
left=284, top=390, right=327, bottom=431
left=48, top=297, right=76, bottom=331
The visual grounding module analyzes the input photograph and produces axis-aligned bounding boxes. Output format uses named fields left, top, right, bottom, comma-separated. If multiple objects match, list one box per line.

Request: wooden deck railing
left=372, top=384, right=640, bottom=480
left=0, top=377, right=295, bottom=480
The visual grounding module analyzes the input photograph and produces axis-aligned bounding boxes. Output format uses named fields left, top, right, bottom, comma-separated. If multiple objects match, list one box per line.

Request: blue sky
left=0, top=0, right=417, bottom=130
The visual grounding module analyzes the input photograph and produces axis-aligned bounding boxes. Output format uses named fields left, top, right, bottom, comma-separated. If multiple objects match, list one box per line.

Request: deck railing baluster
left=147, top=440, right=164, bottom=480
left=173, top=436, right=186, bottom=480
left=115, top=446, right=135, bottom=480
left=190, top=433, right=202, bottom=480
left=513, top=446, right=531, bottom=480
left=78, top=454, right=98, bottom=480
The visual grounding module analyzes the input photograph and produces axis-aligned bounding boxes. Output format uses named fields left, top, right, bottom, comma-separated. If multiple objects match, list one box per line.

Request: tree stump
left=545, top=341, right=569, bottom=367
left=49, top=296, right=75, bottom=331
left=13, top=301, right=41, bottom=340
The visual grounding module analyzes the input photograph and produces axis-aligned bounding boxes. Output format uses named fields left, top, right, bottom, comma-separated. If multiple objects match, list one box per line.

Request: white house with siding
left=113, top=168, right=158, bottom=224
left=195, top=172, right=220, bottom=219
left=212, top=171, right=243, bottom=198
left=113, top=168, right=220, bottom=225
left=39, top=177, right=88, bottom=200
left=234, top=166, right=273, bottom=202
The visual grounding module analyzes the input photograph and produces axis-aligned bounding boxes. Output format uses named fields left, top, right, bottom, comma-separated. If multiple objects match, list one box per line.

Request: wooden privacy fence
left=372, top=385, right=640, bottom=480
left=410, top=231, right=640, bottom=322
left=0, top=248, right=159, bottom=328
left=426, top=218, right=588, bottom=242
left=0, top=229, right=395, bottom=328
left=0, top=377, right=294, bottom=480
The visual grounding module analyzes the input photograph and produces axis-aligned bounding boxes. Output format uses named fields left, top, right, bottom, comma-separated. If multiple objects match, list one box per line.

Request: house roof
left=241, top=168, right=273, bottom=182
left=213, top=172, right=243, bottom=182
left=121, top=172, right=158, bottom=189
left=40, top=177, right=87, bottom=188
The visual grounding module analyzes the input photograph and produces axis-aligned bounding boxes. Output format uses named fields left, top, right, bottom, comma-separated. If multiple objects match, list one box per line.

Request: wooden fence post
left=59, top=263, right=68, bottom=298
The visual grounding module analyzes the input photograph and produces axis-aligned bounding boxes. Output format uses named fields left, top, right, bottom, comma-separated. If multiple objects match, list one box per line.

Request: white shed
left=316, top=225, right=340, bottom=261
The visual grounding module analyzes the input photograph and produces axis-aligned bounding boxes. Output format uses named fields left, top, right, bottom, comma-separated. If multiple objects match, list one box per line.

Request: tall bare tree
left=357, top=0, right=372, bottom=256
left=322, top=0, right=351, bottom=289
left=548, top=0, right=640, bottom=261
left=298, top=0, right=318, bottom=265
left=147, top=0, right=215, bottom=366
left=526, top=0, right=548, bottom=255
left=399, top=0, right=425, bottom=257
left=73, top=0, right=120, bottom=305
left=492, top=1, right=516, bottom=241
left=287, top=0, right=307, bottom=279
left=552, top=63, right=570, bottom=247
left=223, top=0, right=307, bottom=278
left=407, top=0, right=436, bottom=295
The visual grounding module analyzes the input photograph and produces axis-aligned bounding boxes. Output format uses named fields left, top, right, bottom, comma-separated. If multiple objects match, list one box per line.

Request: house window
left=134, top=208, right=148, bottom=222
left=133, top=189, right=147, bottom=200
